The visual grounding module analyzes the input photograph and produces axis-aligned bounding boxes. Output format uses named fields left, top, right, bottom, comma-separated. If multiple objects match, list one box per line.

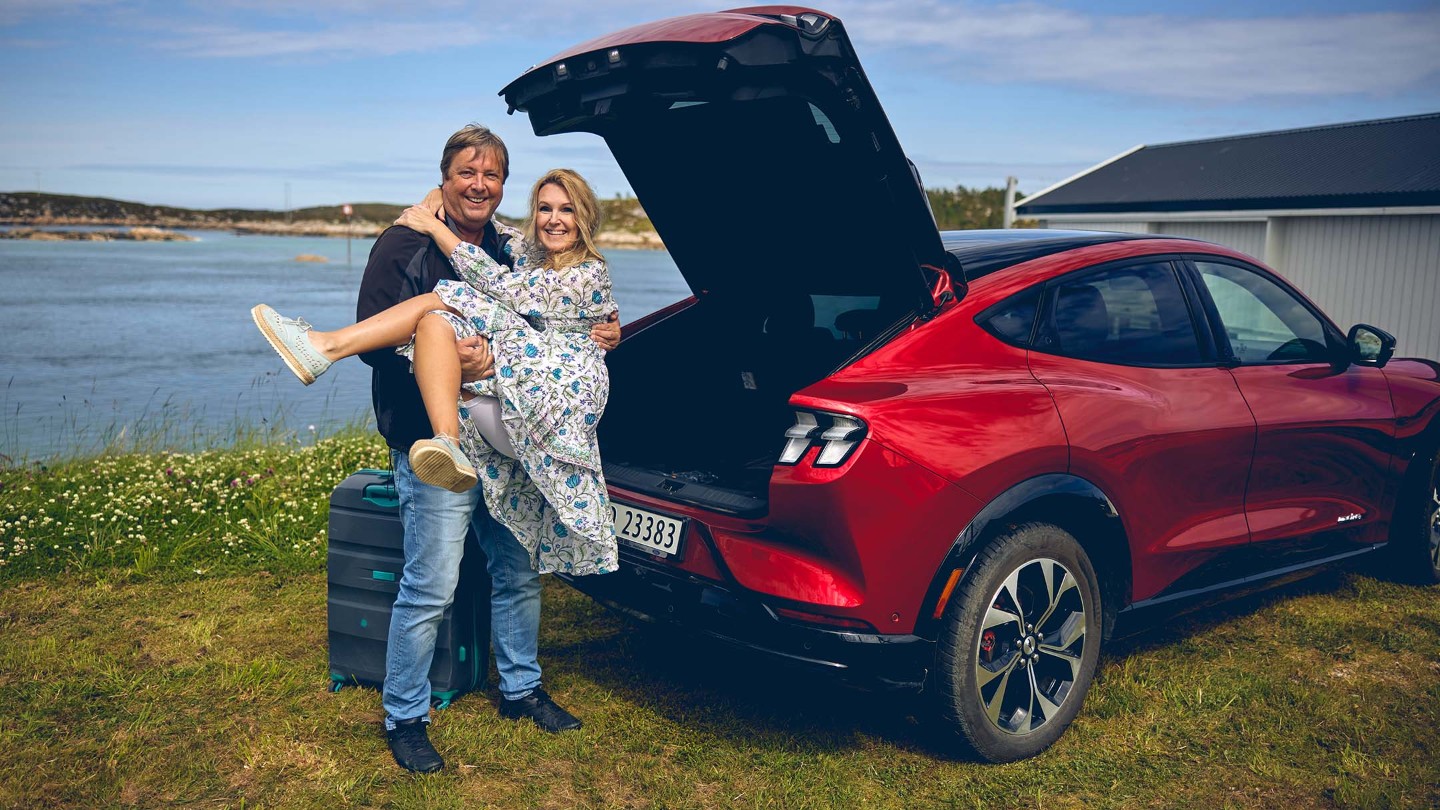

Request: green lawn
left=2, top=434, right=1437, bottom=808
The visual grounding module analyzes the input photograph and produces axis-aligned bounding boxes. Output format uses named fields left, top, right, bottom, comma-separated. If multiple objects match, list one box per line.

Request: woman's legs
left=407, top=311, right=479, bottom=492
left=413, top=312, right=463, bottom=439
left=307, top=291, right=448, bottom=361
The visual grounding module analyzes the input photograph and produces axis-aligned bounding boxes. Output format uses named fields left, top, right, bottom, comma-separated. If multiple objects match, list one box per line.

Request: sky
left=2, top=0, right=1438, bottom=217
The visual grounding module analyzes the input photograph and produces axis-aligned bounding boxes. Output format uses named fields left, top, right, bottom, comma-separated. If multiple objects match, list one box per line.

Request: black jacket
left=356, top=221, right=513, bottom=451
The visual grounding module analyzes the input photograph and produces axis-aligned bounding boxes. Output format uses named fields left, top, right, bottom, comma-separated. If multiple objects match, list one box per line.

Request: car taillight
left=772, top=605, right=875, bottom=632
left=777, top=410, right=867, bottom=467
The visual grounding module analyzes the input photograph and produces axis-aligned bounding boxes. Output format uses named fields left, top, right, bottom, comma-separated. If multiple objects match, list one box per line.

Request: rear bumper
left=559, top=545, right=934, bottom=690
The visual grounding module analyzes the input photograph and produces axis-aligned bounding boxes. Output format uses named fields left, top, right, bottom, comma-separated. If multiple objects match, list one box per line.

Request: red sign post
left=342, top=204, right=353, bottom=267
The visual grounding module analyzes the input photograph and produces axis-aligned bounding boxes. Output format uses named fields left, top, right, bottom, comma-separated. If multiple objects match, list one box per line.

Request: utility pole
left=285, top=183, right=292, bottom=224
left=343, top=203, right=353, bottom=268
left=1003, top=176, right=1017, bottom=229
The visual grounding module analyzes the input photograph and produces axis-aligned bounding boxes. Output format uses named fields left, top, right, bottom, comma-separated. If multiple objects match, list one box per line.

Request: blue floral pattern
left=403, top=223, right=619, bottom=576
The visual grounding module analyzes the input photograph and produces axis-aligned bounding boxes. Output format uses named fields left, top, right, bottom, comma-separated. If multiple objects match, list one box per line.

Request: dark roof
left=1016, top=112, right=1440, bottom=215
left=942, top=229, right=1156, bottom=280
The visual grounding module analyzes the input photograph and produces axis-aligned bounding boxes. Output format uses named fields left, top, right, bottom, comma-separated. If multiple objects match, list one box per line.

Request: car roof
left=942, top=229, right=1178, bottom=281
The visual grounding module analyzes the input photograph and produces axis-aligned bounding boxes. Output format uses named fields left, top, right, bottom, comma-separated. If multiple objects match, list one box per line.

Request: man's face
left=440, top=147, right=504, bottom=233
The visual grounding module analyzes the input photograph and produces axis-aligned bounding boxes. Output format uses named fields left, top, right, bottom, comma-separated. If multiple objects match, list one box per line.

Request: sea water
left=0, top=229, right=688, bottom=461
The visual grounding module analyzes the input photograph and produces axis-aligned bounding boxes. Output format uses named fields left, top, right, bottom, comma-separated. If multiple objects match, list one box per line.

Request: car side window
left=1035, top=262, right=1202, bottom=365
left=1194, top=261, right=1335, bottom=364
left=979, top=287, right=1041, bottom=346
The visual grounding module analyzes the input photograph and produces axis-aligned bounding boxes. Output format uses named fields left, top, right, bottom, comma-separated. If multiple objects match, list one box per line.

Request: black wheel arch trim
left=915, top=473, right=1128, bottom=640
left=1388, top=416, right=1440, bottom=547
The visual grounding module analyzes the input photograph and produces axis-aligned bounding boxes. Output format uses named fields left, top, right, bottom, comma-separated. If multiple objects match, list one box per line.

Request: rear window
left=811, top=294, right=881, bottom=339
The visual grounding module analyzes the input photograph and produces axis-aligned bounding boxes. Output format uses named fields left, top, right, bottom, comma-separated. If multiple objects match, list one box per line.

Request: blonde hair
left=524, top=168, right=603, bottom=269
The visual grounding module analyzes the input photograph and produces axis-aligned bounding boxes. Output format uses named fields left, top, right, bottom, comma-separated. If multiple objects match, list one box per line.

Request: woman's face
left=535, top=182, right=578, bottom=255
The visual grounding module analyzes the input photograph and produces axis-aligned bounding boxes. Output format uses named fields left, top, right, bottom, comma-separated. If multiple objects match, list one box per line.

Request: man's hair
left=524, top=168, right=604, bottom=269
left=440, top=124, right=510, bottom=181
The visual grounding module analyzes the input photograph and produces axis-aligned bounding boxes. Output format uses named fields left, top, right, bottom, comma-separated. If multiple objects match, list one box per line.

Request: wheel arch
left=1393, top=415, right=1440, bottom=531
left=915, top=473, right=1132, bottom=641
left=1381, top=414, right=1440, bottom=576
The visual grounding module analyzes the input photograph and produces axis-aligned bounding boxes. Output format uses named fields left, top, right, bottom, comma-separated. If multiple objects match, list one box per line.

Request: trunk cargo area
left=597, top=294, right=906, bottom=516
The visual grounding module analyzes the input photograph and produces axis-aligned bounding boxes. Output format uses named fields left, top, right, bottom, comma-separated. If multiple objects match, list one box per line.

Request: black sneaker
left=499, top=687, right=582, bottom=733
left=385, top=717, right=444, bottom=773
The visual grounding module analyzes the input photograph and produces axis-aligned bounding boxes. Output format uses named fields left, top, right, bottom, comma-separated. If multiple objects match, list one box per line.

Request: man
left=357, top=124, right=620, bottom=773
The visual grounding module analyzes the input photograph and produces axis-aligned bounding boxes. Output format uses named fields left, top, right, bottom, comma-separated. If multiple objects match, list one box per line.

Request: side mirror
left=1348, top=324, right=1396, bottom=368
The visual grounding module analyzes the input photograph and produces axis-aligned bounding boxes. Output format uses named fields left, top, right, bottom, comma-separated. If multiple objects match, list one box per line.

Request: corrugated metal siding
left=1148, top=221, right=1268, bottom=261
left=1048, top=219, right=1151, bottom=233
left=1277, top=215, right=1440, bottom=359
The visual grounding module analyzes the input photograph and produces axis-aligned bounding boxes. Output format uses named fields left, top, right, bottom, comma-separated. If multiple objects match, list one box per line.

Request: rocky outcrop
left=595, top=230, right=666, bottom=250
left=231, top=221, right=387, bottom=237
left=0, top=227, right=197, bottom=242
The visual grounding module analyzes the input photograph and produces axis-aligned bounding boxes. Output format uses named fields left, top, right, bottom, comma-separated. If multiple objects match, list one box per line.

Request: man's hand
left=457, top=335, right=495, bottom=384
left=590, top=312, right=621, bottom=352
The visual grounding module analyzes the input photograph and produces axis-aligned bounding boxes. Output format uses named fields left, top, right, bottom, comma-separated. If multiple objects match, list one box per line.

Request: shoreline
left=0, top=226, right=198, bottom=242
left=0, top=217, right=667, bottom=250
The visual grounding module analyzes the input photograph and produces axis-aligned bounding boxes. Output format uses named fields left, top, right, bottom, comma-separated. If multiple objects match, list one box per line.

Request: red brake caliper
left=980, top=629, right=996, bottom=663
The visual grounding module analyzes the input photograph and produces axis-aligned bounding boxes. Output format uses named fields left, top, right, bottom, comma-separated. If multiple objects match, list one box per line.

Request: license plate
left=610, top=501, right=685, bottom=557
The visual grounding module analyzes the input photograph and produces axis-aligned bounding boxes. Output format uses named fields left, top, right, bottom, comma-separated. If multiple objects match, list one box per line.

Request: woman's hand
left=394, top=204, right=442, bottom=236
left=420, top=187, right=445, bottom=218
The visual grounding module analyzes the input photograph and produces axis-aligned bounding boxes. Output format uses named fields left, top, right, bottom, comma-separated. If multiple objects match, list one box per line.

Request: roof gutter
left=1029, top=206, right=1440, bottom=221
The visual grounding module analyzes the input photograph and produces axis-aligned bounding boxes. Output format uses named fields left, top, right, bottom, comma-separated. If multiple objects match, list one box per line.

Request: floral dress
left=406, top=224, right=619, bottom=576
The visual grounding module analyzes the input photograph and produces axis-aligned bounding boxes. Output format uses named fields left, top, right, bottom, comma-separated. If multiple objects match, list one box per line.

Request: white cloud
left=831, top=1, right=1440, bottom=101
left=149, top=19, right=496, bottom=59
left=16, top=0, right=1434, bottom=103
left=144, top=1, right=1438, bottom=99
left=116, top=0, right=704, bottom=61
left=66, top=159, right=433, bottom=180
left=199, top=0, right=472, bottom=15
left=907, top=154, right=1095, bottom=190
left=14, top=0, right=1438, bottom=99
left=0, top=0, right=120, bottom=26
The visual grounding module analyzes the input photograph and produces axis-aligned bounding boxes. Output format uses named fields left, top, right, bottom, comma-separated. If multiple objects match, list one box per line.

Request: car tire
left=932, top=522, right=1103, bottom=762
left=1379, top=445, right=1440, bottom=586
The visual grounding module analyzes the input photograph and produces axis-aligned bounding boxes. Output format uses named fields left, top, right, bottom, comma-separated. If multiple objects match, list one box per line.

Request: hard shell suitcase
left=326, top=469, right=491, bottom=707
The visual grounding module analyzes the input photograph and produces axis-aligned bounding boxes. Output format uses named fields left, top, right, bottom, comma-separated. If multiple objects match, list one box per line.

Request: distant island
left=0, top=191, right=665, bottom=249
left=0, top=184, right=1028, bottom=248
left=0, top=225, right=197, bottom=242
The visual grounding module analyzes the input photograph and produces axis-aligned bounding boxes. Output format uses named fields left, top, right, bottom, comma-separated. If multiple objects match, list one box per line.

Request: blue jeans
left=383, top=450, right=543, bottom=727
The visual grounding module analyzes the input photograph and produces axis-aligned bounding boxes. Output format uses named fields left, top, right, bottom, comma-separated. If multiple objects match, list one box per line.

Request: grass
left=1, top=433, right=1438, bottom=808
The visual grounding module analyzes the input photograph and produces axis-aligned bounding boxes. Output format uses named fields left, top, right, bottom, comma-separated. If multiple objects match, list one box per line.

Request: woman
left=253, top=168, right=618, bottom=576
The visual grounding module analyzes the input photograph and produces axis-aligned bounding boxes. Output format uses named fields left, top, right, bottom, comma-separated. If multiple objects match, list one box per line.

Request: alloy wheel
left=973, top=557, right=1088, bottom=736
left=1428, top=463, right=1440, bottom=571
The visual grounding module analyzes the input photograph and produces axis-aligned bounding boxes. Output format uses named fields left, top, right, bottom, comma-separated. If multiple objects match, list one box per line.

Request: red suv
left=499, top=7, right=1440, bottom=760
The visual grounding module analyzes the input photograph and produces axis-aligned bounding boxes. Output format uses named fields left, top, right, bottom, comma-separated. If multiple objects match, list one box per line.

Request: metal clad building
left=1015, top=113, right=1440, bottom=358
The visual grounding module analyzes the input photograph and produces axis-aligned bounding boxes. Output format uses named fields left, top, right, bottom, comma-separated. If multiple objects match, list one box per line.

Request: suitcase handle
left=362, top=483, right=400, bottom=508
